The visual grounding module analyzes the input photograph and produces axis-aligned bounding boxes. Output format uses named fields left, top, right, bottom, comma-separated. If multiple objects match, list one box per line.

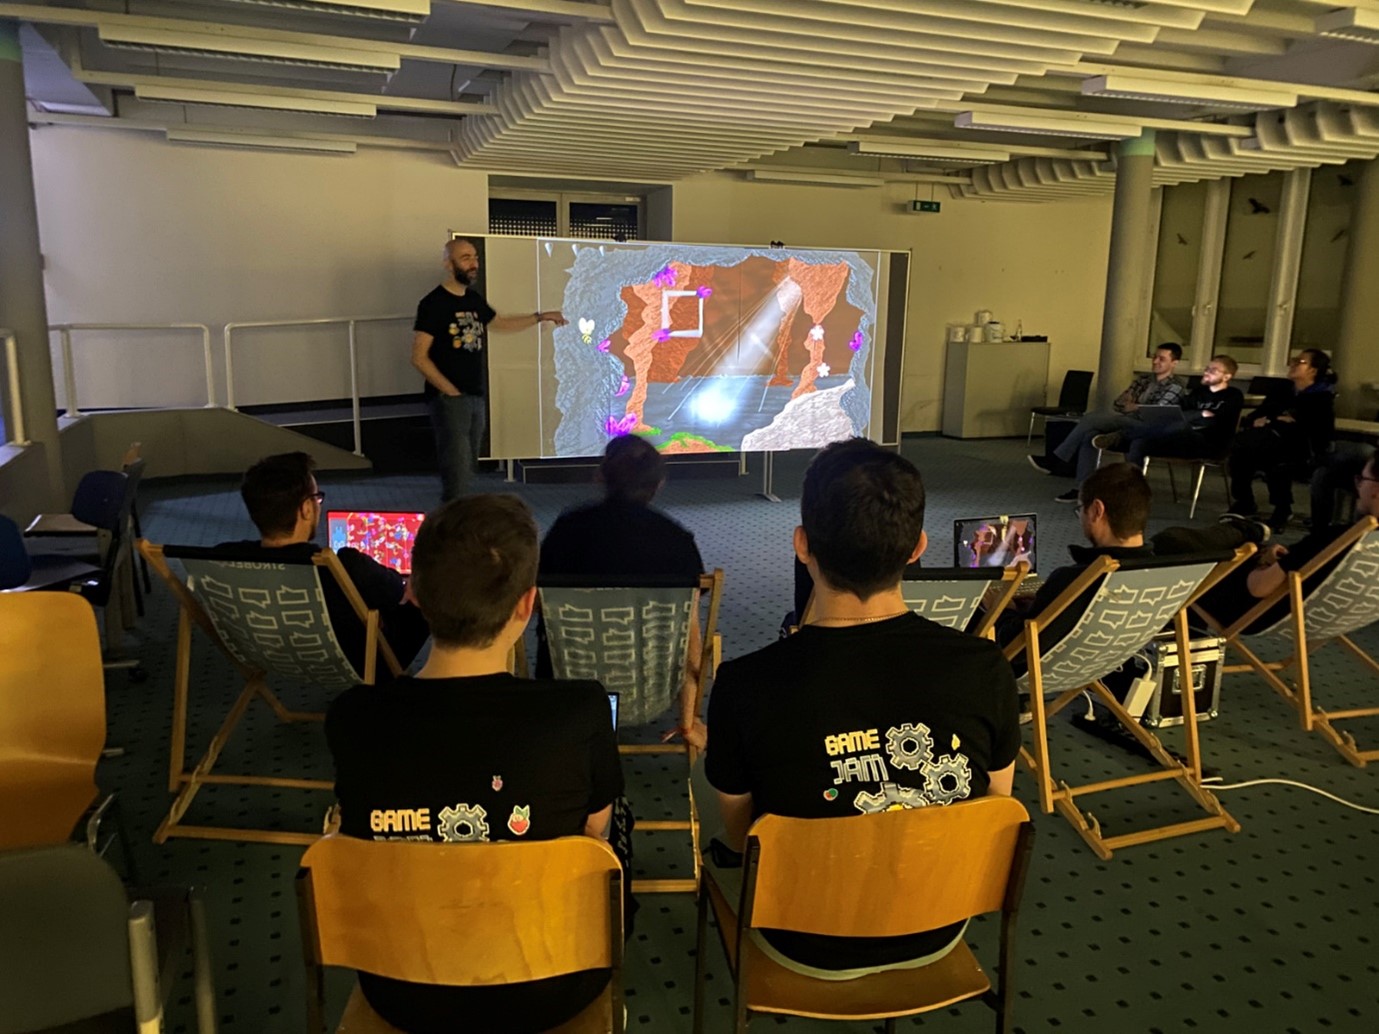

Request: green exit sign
left=909, top=200, right=942, bottom=213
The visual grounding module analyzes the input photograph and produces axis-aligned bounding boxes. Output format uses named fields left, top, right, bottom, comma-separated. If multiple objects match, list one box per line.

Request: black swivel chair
left=1028, top=369, right=1095, bottom=445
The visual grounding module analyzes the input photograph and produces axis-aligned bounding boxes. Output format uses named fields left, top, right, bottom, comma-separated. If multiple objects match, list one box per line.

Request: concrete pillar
left=1334, top=157, right=1379, bottom=420
left=0, top=19, right=62, bottom=503
left=1096, top=131, right=1156, bottom=411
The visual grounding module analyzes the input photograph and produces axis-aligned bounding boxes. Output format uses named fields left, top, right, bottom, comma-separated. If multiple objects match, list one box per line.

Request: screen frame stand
left=758, top=451, right=781, bottom=503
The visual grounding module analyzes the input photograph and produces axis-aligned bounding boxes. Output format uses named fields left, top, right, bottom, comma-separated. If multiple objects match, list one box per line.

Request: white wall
left=670, top=175, right=1114, bottom=433
left=29, top=127, right=488, bottom=409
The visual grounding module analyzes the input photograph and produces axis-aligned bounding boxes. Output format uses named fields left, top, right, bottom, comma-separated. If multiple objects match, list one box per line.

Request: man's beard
left=454, top=266, right=476, bottom=285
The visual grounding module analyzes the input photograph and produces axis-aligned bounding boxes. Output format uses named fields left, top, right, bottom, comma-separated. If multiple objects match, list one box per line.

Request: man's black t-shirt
left=1198, top=523, right=1353, bottom=632
left=1181, top=384, right=1243, bottom=449
left=705, top=613, right=1021, bottom=971
left=414, top=284, right=498, bottom=398
left=325, top=673, right=624, bottom=1034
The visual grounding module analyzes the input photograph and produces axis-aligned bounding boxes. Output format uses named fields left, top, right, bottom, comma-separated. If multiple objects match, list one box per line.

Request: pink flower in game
left=597, top=338, right=611, bottom=353
left=849, top=330, right=865, bottom=352
left=605, top=413, right=637, bottom=436
left=614, top=374, right=630, bottom=397
left=653, top=328, right=671, bottom=343
left=652, top=265, right=676, bottom=288
left=696, top=285, right=713, bottom=298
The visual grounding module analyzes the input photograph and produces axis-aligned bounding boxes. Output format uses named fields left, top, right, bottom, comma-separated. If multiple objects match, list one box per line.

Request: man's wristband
left=533, top=311, right=543, bottom=323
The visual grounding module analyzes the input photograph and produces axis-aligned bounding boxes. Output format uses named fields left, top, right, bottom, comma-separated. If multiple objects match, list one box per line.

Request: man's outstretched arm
left=489, top=311, right=569, bottom=333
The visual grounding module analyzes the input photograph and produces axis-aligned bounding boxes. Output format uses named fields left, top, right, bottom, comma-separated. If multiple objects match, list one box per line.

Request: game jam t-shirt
left=705, top=612, right=1021, bottom=971
left=413, top=284, right=498, bottom=398
left=325, top=673, right=623, bottom=1034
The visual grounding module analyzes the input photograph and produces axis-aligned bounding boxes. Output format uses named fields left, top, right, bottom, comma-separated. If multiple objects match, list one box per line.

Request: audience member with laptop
left=699, top=438, right=1021, bottom=980
left=324, top=494, right=625, bottom=1034
left=224, top=452, right=430, bottom=671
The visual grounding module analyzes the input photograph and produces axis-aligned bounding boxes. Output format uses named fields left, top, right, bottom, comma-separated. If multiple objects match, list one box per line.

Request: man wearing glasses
left=221, top=452, right=430, bottom=671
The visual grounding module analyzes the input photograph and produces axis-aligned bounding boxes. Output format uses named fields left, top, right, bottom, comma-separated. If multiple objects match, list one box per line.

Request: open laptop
left=1136, top=404, right=1190, bottom=429
left=953, top=514, right=1039, bottom=593
left=325, top=510, right=425, bottom=576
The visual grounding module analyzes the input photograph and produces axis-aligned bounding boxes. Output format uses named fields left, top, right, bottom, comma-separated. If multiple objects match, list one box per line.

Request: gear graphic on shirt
left=853, top=782, right=929, bottom=815
left=437, top=803, right=490, bottom=843
left=885, top=722, right=934, bottom=771
left=922, top=754, right=973, bottom=806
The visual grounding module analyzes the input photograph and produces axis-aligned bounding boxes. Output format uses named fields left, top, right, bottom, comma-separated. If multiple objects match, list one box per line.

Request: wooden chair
left=1004, top=548, right=1252, bottom=859
left=1194, top=515, right=1379, bottom=767
left=901, top=563, right=1028, bottom=639
left=296, top=835, right=624, bottom=1034
left=140, top=541, right=404, bottom=845
left=538, top=570, right=724, bottom=894
left=693, top=797, right=1034, bottom=1034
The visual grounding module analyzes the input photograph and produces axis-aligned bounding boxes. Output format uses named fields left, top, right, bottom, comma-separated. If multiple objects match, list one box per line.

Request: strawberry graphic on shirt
left=507, top=805, right=531, bottom=836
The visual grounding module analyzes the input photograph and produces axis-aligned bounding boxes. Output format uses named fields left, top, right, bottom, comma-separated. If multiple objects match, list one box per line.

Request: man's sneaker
left=1091, top=432, right=1122, bottom=451
left=1267, top=509, right=1292, bottom=533
left=1055, top=488, right=1079, bottom=503
left=1218, top=514, right=1270, bottom=545
left=1220, top=509, right=1258, bottom=522
left=1027, top=455, right=1054, bottom=475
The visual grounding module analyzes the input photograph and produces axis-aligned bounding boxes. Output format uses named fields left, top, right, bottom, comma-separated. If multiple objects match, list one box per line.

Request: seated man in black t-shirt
left=1090, top=354, right=1244, bottom=467
left=219, top=452, right=429, bottom=671
left=325, top=494, right=624, bottom=1034
left=702, top=438, right=1020, bottom=980
left=538, top=434, right=707, bottom=746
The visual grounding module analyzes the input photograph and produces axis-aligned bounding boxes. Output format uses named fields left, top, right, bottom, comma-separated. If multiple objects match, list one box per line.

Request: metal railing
left=223, top=315, right=410, bottom=456
left=2, top=328, right=29, bottom=447
left=51, top=323, right=215, bottom=418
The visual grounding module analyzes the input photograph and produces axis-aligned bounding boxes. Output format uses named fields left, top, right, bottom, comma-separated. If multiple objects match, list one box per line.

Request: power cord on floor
left=1200, top=777, right=1379, bottom=816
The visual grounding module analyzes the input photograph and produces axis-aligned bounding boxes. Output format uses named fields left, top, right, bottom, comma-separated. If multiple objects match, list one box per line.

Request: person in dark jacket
left=1091, top=354, right=1244, bottom=468
left=1226, top=348, right=1336, bottom=531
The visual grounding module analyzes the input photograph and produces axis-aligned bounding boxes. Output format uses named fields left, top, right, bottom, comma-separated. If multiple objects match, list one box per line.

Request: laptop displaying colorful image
left=953, top=513, right=1037, bottom=575
left=325, top=510, right=425, bottom=576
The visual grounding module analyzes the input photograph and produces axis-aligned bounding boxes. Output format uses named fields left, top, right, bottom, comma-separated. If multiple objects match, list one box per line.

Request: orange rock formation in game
left=781, top=260, right=849, bottom=398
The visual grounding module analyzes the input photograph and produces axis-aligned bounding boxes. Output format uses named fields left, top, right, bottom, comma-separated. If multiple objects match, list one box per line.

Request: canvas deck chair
left=1194, top=516, right=1379, bottom=767
left=901, top=562, right=1028, bottom=638
left=1004, top=548, right=1252, bottom=859
left=140, top=542, right=404, bottom=845
left=538, top=570, right=724, bottom=894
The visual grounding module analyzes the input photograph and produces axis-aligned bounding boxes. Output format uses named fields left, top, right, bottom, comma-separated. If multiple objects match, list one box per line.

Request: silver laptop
left=953, top=513, right=1037, bottom=576
left=1136, top=405, right=1189, bottom=428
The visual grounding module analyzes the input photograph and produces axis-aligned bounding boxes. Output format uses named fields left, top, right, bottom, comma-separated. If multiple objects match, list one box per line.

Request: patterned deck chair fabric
left=1006, top=549, right=1250, bottom=860
left=538, top=570, right=724, bottom=895
left=140, top=542, right=401, bottom=846
left=902, top=563, right=1027, bottom=638
left=1200, top=516, right=1379, bottom=767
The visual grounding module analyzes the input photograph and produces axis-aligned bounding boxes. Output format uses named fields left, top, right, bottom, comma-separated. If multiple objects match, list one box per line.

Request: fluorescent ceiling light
left=1315, top=7, right=1379, bottom=44
left=219, top=0, right=429, bottom=22
left=135, top=83, right=377, bottom=117
left=955, top=110, right=1140, bottom=140
left=1081, top=74, right=1296, bottom=111
left=99, top=25, right=400, bottom=74
left=849, top=140, right=1010, bottom=164
left=166, top=128, right=357, bottom=153
left=748, top=170, right=885, bottom=188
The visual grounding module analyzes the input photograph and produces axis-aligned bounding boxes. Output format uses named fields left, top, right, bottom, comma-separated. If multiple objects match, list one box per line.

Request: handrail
left=223, top=315, right=411, bottom=456
left=49, top=322, right=215, bottom=418
left=1, top=329, right=29, bottom=447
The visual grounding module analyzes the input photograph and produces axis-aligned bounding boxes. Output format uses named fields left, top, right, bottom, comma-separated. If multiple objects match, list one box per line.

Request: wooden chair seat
left=0, top=761, right=98, bottom=849
left=703, top=873, right=990, bottom=1022
left=336, top=983, right=614, bottom=1033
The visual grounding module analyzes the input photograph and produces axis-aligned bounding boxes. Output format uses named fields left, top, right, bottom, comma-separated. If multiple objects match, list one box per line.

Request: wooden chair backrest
left=0, top=593, right=106, bottom=770
left=1011, top=557, right=1220, bottom=696
left=743, top=797, right=1030, bottom=938
left=298, top=835, right=621, bottom=986
left=1240, top=517, right=1379, bottom=641
left=538, top=572, right=721, bottom=727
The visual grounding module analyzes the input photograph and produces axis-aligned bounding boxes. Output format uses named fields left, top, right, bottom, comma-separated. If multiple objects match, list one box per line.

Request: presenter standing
left=412, top=238, right=567, bottom=501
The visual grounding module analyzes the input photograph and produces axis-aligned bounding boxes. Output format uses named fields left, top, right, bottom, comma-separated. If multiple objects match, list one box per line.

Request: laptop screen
left=325, top=510, right=425, bottom=575
left=953, top=514, right=1037, bottom=575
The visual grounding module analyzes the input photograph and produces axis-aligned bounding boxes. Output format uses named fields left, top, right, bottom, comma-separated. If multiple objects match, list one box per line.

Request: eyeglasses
left=306, top=491, right=325, bottom=504
left=1357, top=475, right=1379, bottom=485
left=1288, top=358, right=1309, bottom=367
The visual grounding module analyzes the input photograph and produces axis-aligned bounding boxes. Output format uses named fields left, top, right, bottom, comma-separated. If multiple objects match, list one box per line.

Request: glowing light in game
left=653, top=328, right=672, bottom=343
left=688, top=382, right=738, bottom=425
left=614, top=374, right=630, bottom=397
left=850, top=330, right=864, bottom=352
left=605, top=413, right=637, bottom=436
left=809, top=324, right=825, bottom=341
left=597, top=338, right=611, bottom=353
left=696, top=285, right=713, bottom=299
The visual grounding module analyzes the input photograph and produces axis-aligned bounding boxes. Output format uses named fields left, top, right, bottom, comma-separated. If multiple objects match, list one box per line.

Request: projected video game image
left=326, top=511, right=425, bottom=575
left=954, top=515, right=1036, bottom=571
left=537, top=242, right=881, bottom=457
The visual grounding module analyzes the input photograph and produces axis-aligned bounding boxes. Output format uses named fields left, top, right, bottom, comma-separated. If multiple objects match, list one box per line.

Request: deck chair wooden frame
left=539, top=569, right=724, bottom=895
left=1005, top=548, right=1252, bottom=859
left=1193, top=516, right=1379, bottom=767
left=693, top=797, right=1035, bottom=1034
left=900, top=562, right=1028, bottom=639
left=296, top=834, right=624, bottom=1034
left=140, top=541, right=403, bottom=846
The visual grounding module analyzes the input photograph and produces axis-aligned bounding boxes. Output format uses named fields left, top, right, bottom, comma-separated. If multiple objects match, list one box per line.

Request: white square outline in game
left=661, top=290, right=704, bottom=338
